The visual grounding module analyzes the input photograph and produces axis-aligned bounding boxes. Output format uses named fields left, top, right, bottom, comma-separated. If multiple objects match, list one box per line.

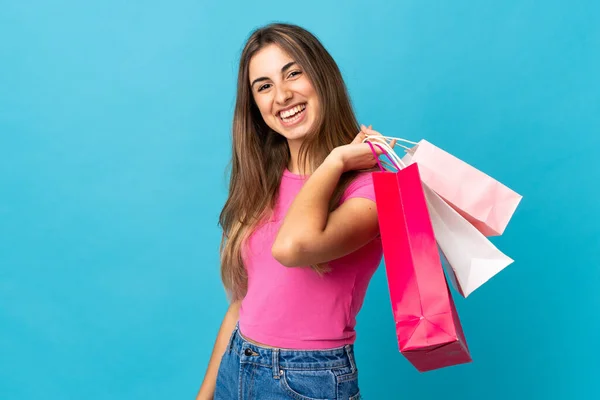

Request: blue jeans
left=215, top=325, right=362, bottom=400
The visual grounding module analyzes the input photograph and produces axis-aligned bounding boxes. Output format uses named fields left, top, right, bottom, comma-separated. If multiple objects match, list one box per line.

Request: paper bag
left=392, top=139, right=521, bottom=236
left=372, top=162, right=472, bottom=372
left=422, top=183, right=514, bottom=297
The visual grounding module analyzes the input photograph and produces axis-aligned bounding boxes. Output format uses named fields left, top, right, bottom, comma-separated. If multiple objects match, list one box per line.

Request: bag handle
left=366, top=141, right=405, bottom=172
left=364, top=136, right=407, bottom=170
left=365, top=134, right=418, bottom=153
left=366, top=134, right=418, bottom=146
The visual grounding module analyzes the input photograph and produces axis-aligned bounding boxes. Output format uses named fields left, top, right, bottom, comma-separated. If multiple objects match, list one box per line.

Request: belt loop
left=345, top=345, right=357, bottom=373
left=272, top=349, right=281, bottom=379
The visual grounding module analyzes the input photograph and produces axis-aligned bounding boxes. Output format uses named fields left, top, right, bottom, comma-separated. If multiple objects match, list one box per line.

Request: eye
left=288, top=70, right=302, bottom=78
left=257, top=83, right=271, bottom=92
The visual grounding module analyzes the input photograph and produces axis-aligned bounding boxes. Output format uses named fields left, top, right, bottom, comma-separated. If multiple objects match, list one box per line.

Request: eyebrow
left=250, top=61, right=297, bottom=88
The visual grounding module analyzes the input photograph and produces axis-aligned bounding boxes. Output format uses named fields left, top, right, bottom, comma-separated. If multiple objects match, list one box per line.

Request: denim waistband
left=227, top=324, right=357, bottom=372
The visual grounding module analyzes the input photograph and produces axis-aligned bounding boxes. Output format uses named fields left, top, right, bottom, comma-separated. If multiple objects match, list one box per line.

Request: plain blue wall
left=1, top=1, right=599, bottom=399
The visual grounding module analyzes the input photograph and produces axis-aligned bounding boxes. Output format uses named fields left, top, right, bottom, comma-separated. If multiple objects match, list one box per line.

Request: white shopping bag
left=421, top=183, right=514, bottom=297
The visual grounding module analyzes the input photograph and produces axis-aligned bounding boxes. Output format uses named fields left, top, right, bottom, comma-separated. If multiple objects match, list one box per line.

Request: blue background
left=1, top=1, right=599, bottom=399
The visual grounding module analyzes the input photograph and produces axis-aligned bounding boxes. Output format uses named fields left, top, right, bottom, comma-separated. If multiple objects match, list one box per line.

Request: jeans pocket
left=280, top=369, right=336, bottom=400
left=335, top=368, right=360, bottom=400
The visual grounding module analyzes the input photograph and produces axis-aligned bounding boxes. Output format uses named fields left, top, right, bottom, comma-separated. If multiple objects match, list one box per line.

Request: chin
left=281, top=127, right=312, bottom=141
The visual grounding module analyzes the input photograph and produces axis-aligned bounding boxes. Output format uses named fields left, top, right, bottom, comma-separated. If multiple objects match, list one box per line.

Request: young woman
left=197, top=23, right=390, bottom=400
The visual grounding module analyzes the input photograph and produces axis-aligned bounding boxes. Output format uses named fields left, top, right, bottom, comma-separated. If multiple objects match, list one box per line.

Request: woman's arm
left=195, top=300, right=241, bottom=400
left=272, top=131, right=384, bottom=267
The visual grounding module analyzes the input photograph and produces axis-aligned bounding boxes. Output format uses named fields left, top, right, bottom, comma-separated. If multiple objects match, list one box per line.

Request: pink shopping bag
left=369, top=144, right=472, bottom=372
left=400, top=140, right=522, bottom=237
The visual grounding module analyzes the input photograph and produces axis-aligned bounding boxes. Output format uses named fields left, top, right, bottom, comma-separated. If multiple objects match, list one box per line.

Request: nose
left=275, top=83, right=292, bottom=105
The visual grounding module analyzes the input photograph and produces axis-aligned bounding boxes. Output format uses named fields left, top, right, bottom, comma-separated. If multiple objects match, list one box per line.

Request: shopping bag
left=404, top=140, right=522, bottom=236
left=369, top=146, right=472, bottom=372
left=422, top=183, right=514, bottom=297
left=366, top=139, right=515, bottom=298
left=368, top=136, right=522, bottom=236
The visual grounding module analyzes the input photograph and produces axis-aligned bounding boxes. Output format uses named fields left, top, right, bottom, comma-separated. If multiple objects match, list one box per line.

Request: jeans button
left=244, top=348, right=253, bottom=356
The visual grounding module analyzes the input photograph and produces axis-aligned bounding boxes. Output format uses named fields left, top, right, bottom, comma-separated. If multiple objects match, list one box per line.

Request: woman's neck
left=286, top=138, right=309, bottom=174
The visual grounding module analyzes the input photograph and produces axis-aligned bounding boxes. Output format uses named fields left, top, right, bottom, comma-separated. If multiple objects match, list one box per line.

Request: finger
left=362, top=128, right=373, bottom=140
left=367, top=141, right=385, bottom=156
left=363, top=126, right=382, bottom=137
left=352, top=131, right=366, bottom=144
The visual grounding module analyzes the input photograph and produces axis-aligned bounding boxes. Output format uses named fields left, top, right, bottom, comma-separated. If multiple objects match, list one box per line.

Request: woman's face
left=248, top=44, right=319, bottom=142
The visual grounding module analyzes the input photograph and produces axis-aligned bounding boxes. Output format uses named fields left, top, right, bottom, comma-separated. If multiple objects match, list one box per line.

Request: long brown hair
left=219, top=23, right=362, bottom=302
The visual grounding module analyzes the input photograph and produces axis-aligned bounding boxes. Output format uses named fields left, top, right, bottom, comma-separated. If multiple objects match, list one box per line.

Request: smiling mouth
left=278, top=103, right=307, bottom=125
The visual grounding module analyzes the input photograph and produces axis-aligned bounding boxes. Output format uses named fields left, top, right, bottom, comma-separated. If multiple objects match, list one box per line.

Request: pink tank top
left=238, top=170, right=383, bottom=349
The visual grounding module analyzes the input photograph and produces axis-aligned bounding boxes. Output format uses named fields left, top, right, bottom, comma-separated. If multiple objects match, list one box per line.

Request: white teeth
left=280, top=104, right=306, bottom=119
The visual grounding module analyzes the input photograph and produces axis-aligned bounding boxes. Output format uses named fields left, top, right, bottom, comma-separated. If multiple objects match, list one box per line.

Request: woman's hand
left=328, top=125, right=396, bottom=173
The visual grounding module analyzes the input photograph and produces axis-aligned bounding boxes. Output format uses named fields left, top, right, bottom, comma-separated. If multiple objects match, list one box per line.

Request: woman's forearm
left=272, top=153, right=344, bottom=265
left=195, top=300, right=241, bottom=400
